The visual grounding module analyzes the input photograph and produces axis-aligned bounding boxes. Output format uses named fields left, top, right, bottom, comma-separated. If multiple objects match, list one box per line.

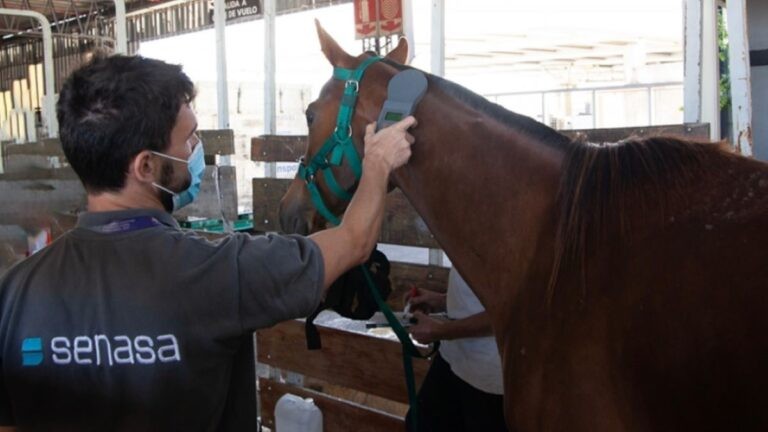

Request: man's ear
left=130, top=151, right=158, bottom=184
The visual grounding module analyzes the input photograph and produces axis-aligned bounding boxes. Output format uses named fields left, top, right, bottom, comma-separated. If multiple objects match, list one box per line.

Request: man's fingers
left=393, top=116, right=417, bottom=131
left=405, top=133, right=415, bottom=145
left=365, top=122, right=376, bottom=139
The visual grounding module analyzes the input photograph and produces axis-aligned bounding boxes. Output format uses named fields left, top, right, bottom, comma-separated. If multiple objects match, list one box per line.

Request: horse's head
left=279, top=21, right=409, bottom=234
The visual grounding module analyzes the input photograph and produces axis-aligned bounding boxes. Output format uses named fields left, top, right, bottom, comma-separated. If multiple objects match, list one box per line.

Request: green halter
left=297, top=56, right=435, bottom=432
left=297, top=55, right=383, bottom=226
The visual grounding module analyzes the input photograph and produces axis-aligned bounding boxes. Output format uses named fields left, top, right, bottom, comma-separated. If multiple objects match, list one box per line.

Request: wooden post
left=430, top=0, right=445, bottom=77
left=213, top=0, right=229, bottom=129
left=264, top=0, right=276, bottom=136
left=684, top=0, right=720, bottom=140
left=727, top=0, right=753, bottom=155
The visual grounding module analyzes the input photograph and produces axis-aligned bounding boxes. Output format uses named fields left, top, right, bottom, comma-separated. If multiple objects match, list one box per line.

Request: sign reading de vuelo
left=225, top=0, right=261, bottom=21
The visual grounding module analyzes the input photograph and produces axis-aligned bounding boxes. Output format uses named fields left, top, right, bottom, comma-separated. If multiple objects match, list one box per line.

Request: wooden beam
left=1, top=131, right=234, bottom=159
left=256, top=319, right=431, bottom=404
left=251, top=135, right=306, bottom=162
left=259, top=377, right=405, bottom=432
left=2, top=138, right=64, bottom=157
left=252, top=178, right=439, bottom=248
left=2, top=154, right=62, bottom=173
left=1, top=138, right=65, bottom=173
left=199, top=129, right=235, bottom=156
left=562, top=123, right=711, bottom=143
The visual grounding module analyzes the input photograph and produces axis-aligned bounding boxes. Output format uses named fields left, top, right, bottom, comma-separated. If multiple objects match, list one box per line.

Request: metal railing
left=484, top=81, right=684, bottom=130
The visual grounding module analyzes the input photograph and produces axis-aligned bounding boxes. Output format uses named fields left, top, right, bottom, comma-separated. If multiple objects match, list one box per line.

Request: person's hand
left=363, top=116, right=417, bottom=173
left=409, top=311, right=443, bottom=344
left=406, top=287, right=446, bottom=314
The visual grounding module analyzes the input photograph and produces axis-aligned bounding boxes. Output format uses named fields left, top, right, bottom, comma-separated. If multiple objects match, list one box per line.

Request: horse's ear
left=385, top=37, right=409, bottom=65
left=315, top=19, right=354, bottom=67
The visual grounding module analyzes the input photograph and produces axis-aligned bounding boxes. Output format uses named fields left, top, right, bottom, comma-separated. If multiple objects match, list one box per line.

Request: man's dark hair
left=57, top=54, right=196, bottom=193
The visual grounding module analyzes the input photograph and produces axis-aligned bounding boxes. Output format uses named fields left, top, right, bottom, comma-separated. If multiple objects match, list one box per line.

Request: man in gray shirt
left=0, top=54, right=416, bottom=431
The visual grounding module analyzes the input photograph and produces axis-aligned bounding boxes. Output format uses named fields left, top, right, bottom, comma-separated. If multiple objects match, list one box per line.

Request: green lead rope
left=361, top=265, right=439, bottom=432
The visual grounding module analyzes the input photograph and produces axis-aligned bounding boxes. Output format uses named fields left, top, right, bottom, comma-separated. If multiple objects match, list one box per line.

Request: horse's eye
left=305, top=110, right=315, bottom=127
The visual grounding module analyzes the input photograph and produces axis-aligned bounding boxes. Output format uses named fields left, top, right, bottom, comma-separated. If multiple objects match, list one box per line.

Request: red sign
left=354, top=0, right=403, bottom=40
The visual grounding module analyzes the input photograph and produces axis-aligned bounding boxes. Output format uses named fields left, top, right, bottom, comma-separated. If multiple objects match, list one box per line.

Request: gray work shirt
left=0, top=208, right=324, bottom=431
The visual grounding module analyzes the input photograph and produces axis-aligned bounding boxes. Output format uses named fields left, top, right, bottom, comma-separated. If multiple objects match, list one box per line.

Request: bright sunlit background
left=139, top=0, right=684, bottom=138
left=137, top=0, right=684, bottom=221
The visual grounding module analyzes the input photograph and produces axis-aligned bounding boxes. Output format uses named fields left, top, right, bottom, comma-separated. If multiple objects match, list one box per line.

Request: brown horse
left=279, top=23, right=768, bottom=431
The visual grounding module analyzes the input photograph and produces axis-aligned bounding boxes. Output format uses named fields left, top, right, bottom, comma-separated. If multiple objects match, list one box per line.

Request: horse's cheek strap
left=307, top=181, right=341, bottom=226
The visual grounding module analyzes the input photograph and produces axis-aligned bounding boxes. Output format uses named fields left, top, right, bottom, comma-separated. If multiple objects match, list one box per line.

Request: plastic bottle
left=274, top=393, right=323, bottom=432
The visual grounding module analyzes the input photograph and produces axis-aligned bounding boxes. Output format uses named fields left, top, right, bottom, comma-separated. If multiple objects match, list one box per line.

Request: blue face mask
left=151, top=140, right=206, bottom=212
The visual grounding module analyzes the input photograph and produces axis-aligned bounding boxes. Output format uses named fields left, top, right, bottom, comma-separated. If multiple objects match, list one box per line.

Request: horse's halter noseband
left=297, top=55, right=383, bottom=225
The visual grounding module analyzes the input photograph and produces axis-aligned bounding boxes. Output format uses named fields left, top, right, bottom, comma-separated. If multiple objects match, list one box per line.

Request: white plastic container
left=274, top=393, right=323, bottom=432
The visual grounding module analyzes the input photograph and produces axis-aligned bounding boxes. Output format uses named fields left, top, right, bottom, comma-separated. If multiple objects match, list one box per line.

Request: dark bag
left=305, top=248, right=391, bottom=349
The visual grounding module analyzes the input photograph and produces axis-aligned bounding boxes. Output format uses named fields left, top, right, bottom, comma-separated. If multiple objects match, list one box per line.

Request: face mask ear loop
left=150, top=151, right=189, bottom=164
left=152, top=182, right=177, bottom=197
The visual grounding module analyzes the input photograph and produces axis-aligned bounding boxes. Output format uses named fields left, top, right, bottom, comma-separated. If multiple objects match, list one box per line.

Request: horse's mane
left=378, top=57, right=571, bottom=149
left=548, top=136, right=731, bottom=304
left=376, top=57, right=733, bottom=305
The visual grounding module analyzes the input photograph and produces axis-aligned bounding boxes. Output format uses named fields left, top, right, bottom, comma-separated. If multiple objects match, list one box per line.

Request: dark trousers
left=406, top=353, right=508, bottom=432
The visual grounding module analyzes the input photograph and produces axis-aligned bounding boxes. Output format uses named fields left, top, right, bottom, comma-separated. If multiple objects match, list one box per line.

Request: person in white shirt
left=406, top=267, right=507, bottom=432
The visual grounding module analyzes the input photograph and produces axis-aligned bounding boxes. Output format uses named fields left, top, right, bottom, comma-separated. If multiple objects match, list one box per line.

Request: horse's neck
left=394, top=100, right=565, bottom=315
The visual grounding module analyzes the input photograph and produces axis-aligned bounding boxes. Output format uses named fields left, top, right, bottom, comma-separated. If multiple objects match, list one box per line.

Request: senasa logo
left=21, top=334, right=181, bottom=367
left=21, top=338, right=43, bottom=366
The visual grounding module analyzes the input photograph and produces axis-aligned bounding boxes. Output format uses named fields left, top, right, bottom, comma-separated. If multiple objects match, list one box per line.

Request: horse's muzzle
left=278, top=195, right=311, bottom=235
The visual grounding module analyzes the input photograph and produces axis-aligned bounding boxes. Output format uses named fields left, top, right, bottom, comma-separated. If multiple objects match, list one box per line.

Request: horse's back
left=608, top=190, right=768, bottom=431
left=535, top=156, right=768, bottom=431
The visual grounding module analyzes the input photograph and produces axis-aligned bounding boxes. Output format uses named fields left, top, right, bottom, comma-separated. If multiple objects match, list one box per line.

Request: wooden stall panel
left=251, top=135, right=306, bottom=162
left=0, top=166, right=238, bottom=224
left=2, top=139, right=67, bottom=173
left=0, top=168, right=85, bottom=224
left=257, top=320, right=431, bottom=405
left=251, top=178, right=288, bottom=232
left=176, top=166, right=238, bottom=221
left=252, top=178, right=439, bottom=248
left=198, top=129, right=236, bottom=156
left=259, top=378, right=404, bottom=432
left=389, top=262, right=448, bottom=310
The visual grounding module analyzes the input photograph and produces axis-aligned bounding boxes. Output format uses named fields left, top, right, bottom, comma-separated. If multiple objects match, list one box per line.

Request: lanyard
left=91, top=216, right=162, bottom=234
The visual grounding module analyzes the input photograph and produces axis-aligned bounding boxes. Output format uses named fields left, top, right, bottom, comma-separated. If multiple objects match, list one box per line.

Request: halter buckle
left=345, top=79, right=359, bottom=92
